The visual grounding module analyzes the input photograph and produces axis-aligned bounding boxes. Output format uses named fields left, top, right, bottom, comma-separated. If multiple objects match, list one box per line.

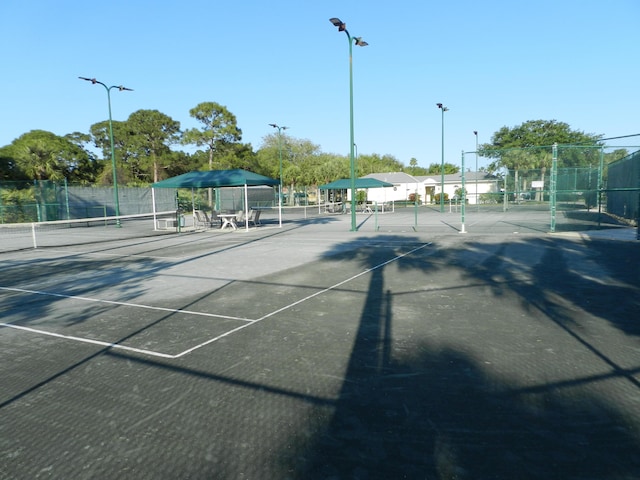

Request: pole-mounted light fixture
left=79, top=76, right=133, bottom=226
left=269, top=123, right=288, bottom=206
left=329, top=17, right=368, bottom=231
left=474, top=130, right=479, bottom=211
left=437, top=103, right=449, bottom=213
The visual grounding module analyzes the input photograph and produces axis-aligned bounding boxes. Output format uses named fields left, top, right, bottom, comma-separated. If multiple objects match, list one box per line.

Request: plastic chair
left=194, top=210, right=220, bottom=229
left=209, top=210, right=221, bottom=227
left=247, top=209, right=261, bottom=226
left=235, top=210, right=245, bottom=227
left=194, top=210, right=210, bottom=229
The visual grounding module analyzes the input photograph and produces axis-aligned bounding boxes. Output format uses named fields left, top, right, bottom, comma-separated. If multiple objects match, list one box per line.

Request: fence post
left=503, top=169, right=509, bottom=212
left=598, top=146, right=605, bottom=210
left=550, top=143, right=558, bottom=232
left=460, top=150, right=466, bottom=233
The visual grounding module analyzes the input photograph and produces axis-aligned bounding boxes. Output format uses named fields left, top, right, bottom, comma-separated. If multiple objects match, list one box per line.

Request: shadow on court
left=1, top=228, right=639, bottom=479
left=293, top=237, right=640, bottom=479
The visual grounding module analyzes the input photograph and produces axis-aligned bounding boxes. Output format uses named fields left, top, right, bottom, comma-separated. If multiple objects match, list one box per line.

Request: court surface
left=1, top=208, right=639, bottom=479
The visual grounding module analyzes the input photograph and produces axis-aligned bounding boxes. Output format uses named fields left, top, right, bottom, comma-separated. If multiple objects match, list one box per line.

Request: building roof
left=415, top=172, right=499, bottom=183
left=362, top=172, right=420, bottom=184
left=319, top=178, right=394, bottom=190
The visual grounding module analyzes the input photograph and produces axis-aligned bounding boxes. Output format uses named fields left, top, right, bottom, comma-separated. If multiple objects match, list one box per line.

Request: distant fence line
left=2, top=144, right=639, bottom=226
left=0, top=182, right=176, bottom=223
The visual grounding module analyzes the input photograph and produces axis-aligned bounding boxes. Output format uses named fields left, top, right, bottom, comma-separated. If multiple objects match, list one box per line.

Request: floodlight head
left=79, top=76, right=98, bottom=84
left=118, top=86, right=133, bottom=91
left=474, top=130, right=478, bottom=136
left=436, top=103, right=443, bottom=109
left=329, top=17, right=346, bottom=31
left=269, top=123, right=277, bottom=128
left=354, top=37, right=368, bottom=47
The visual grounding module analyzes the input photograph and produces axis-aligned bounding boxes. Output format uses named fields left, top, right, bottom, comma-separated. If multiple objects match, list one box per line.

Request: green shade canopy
left=152, top=169, right=279, bottom=189
left=319, top=178, right=394, bottom=190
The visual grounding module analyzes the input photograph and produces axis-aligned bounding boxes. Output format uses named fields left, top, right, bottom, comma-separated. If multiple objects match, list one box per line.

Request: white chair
left=194, top=210, right=210, bottom=229
left=194, top=210, right=220, bottom=229
left=247, top=209, right=261, bottom=226
left=208, top=210, right=222, bottom=228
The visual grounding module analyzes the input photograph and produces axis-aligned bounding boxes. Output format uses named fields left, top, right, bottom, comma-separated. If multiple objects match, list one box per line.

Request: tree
left=315, top=154, right=349, bottom=185
left=257, top=135, right=322, bottom=204
left=480, top=119, right=601, bottom=171
left=125, top=109, right=181, bottom=183
left=5, top=130, right=93, bottom=220
left=0, top=145, right=21, bottom=181
left=182, top=102, right=242, bottom=170
left=89, top=120, right=130, bottom=185
left=9, top=130, right=86, bottom=181
left=63, top=132, right=100, bottom=184
left=407, top=158, right=428, bottom=176
left=426, top=162, right=459, bottom=175
left=480, top=119, right=603, bottom=200
left=357, top=153, right=404, bottom=176
left=211, top=142, right=259, bottom=172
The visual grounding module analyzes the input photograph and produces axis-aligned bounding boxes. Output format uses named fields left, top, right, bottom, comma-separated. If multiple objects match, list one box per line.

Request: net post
left=31, top=223, right=37, bottom=249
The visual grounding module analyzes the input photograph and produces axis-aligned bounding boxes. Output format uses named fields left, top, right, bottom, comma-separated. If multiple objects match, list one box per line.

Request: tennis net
left=0, top=211, right=178, bottom=253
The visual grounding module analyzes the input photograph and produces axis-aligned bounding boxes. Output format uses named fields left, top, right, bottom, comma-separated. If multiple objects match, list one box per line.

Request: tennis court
left=1, top=208, right=639, bottom=479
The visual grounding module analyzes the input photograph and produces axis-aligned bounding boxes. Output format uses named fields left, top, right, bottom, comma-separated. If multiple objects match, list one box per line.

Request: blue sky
left=1, top=0, right=639, bottom=170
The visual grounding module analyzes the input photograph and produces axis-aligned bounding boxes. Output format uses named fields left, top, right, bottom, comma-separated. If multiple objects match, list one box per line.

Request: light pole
left=437, top=103, right=448, bottom=213
left=474, top=130, right=479, bottom=211
left=330, top=17, right=368, bottom=231
left=269, top=123, right=288, bottom=205
left=79, top=77, right=132, bottom=225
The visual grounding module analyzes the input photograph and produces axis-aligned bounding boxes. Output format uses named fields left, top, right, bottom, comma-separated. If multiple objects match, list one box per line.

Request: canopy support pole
left=244, top=184, right=249, bottom=231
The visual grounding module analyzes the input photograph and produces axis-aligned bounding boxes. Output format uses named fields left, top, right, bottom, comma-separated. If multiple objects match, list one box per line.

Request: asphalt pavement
left=1, top=206, right=638, bottom=479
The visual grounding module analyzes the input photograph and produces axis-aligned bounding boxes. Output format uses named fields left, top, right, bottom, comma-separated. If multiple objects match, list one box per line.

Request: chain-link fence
left=470, top=143, right=639, bottom=230
left=0, top=181, right=177, bottom=224
left=607, top=149, right=640, bottom=222
left=3, top=142, right=639, bottom=234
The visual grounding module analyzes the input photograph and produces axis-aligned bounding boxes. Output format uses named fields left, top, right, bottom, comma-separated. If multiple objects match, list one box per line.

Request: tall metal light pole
left=330, top=17, right=368, bottom=231
left=269, top=123, right=288, bottom=205
left=474, top=130, right=479, bottom=211
left=79, top=77, right=132, bottom=225
left=437, top=103, right=449, bottom=213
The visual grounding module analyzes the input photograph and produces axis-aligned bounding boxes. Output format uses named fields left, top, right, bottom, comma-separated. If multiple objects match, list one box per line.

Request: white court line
left=172, top=243, right=431, bottom=358
left=0, top=286, right=252, bottom=322
left=1, top=243, right=431, bottom=358
left=0, top=323, right=177, bottom=359
left=0, top=286, right=254, bottom=358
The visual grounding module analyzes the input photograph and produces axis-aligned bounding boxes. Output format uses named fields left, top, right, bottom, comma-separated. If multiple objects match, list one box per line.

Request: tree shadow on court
left=560, top=209, right=630, bottom=230
left=457, top=237, right=640, bottom=337
left=3, top=233, right=639, bottom=479
left=294, top=235, right=640, bottom=479
left=0, top=254, right=173, bottom=327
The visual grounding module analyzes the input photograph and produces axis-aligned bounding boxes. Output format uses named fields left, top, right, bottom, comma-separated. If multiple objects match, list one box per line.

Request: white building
left=360, top=172, right=502, bottom=205
left=359, top=172, right=421, bottom=204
